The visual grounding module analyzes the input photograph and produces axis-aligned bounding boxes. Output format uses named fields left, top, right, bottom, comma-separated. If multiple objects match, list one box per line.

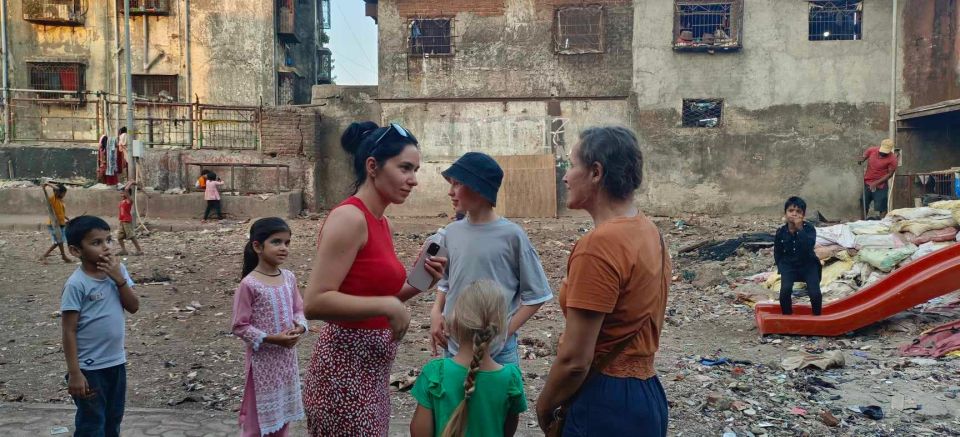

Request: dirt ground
left=0, top=214, right=958, bottom=436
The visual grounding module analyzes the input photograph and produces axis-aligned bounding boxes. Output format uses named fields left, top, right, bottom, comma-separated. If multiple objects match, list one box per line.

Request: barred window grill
left=674, top=1, right=742, bottom=51
left=22, top=0, right=84, bottom=25
left=132, top=74, right=178, bottom=101
left=320, top=0, right=331, bottom=30
left=809, top=1, right=862, bottom=41
left=317, top=49, right=332, bottom=84
left=409, top=19, right=452, bottom=56
left=555, top=6, right=604, bottom=54
left=28, top=62, right=86, bottom=100
left=119, top=0, right=170, bottom=15
left=682, top=99, right=723, bottom=128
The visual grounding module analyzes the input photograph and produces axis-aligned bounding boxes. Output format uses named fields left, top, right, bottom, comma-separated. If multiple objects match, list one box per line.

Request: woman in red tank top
left=301, top=121, right=447, bottom=436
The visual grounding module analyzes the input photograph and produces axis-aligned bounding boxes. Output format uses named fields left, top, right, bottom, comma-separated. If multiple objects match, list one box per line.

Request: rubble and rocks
left=1, top=213, right=957, bottom=435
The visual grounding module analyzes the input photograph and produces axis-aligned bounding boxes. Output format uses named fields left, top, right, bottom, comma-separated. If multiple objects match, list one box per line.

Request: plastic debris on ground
left=898, top=319, right=960, bottom=358
left=781, top=350, right=845, bottom=371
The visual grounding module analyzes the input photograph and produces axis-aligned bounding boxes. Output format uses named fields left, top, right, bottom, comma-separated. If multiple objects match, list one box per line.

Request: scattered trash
left=781, top=350, right=845, bottom=371
left=167, top=396, right=199, bottom=406
left=389, top=369, right=420, bottom=392
left=854, top=405, right=884, bottom=420
left=696, top=233, right=775, bottom=261
left=899, top=319, right=960, bottom=358
left=50, top=427, right=69, bottom=435
left=818, top=409, right=840, bottom=427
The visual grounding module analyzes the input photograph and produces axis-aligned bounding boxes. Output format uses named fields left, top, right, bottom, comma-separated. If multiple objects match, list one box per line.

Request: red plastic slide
left=755, top=243, right=960, bottom=336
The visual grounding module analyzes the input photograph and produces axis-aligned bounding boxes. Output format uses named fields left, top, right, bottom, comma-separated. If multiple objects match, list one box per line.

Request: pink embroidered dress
left=232, top=270, right=307, bottom=436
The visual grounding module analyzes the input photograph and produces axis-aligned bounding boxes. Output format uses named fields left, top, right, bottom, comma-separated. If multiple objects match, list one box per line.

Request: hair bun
left=340, top=121, right=380, bottom=155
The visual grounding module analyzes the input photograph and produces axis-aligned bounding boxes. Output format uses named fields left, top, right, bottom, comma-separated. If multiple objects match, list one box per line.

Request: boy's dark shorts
left=47, top=225, right=67, bottom=244
left=117, top=222, right=136, bottom=241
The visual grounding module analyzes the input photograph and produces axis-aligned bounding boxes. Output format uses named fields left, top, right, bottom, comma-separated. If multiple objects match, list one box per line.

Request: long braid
left=441, top=327, right=496, bottom=437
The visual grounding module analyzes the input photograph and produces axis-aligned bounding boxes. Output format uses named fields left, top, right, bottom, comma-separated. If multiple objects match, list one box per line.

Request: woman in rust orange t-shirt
left=537, top=126, right=670, bottom=436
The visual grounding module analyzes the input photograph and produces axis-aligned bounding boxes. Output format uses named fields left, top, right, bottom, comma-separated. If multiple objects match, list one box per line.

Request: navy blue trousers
left=563, top=374, right=668, bottom=436
left=779, top=262, right=823, bottom=315
left=67, top=364, right=126, bottom=437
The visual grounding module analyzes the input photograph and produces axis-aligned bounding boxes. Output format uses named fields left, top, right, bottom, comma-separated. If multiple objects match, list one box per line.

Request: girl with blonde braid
left=410, top=281, right=527, bottom=437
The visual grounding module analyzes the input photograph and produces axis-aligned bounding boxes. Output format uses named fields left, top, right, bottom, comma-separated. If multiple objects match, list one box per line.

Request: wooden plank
left=492, top=154, right=557, bottom=218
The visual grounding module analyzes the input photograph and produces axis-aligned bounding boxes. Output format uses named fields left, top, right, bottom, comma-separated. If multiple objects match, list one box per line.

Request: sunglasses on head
left=370, top=123, right=416, bottom=154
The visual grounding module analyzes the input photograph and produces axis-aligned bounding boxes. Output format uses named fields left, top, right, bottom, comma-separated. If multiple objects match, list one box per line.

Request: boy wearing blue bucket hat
left=428, top=152, right=553, bottom=365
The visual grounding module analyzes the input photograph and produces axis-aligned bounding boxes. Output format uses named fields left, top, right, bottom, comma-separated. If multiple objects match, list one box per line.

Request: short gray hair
left=576, top=126, right=643, bottom=200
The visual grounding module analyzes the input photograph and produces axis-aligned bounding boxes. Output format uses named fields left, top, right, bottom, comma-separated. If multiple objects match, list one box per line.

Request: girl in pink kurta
left=232, top=217, right=307, bottom=437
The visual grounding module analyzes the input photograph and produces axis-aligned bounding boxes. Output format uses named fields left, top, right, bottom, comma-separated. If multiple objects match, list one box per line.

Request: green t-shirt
left=411, top=358, right=527, bottom=437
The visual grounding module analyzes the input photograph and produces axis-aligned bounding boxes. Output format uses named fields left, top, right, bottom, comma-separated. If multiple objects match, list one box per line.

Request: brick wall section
left=397, top=0, right=505, bottom=17
left=396, top=0, right=630, bottom=17
left=260, top=106, right=322, bottom=158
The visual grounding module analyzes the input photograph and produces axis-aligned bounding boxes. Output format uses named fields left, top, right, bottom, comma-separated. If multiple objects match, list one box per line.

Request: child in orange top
left=195, top=169, right=211, bottom=191
left=117, top=183, right=143, bottom=256
left=40, top=182, right=72, bottom=264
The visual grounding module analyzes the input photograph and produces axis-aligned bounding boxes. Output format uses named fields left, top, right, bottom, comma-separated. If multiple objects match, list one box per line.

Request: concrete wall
left=895, top=0, right=960, bottom=197
left=0, top=187, right=302, bottom=219
left=0, top=143, right=317, bottom=212
left=377, top=0, right=633, bottom=99
left=631, top=0, right=896, bottom=218
left=0, top=144, right=98, bottom=180
left=900, top=0, right=960, bottom=109
left=311, top=85, right=381, bottom=209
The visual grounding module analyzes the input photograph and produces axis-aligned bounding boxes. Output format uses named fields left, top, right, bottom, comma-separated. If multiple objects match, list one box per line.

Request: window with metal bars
left=409, top=19, right=452, bottom=56
left=22, top=0, right=84, bottom=25
left=555, top=6, right=604, bottom=54
left=119, top=0, right=170, bottom=15
left=132, top=74, right=179, bottom=101
left=28, top=62, right=86, bottom=99
left=673, top=1, right=742, bottom=52
left=317, top=49, right=332, bottom=84
left=809, top=1, right=862, bottom=41
left=320, top=0, right=331, bottom=30
left=682, top=99, right=723, bottom=128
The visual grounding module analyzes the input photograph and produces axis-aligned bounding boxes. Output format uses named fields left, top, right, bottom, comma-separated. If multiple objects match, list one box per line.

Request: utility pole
left=123, top=0, right=139, bottom=228
left=1, top=0, right=11, bottom=144
left=889, top=0, right=898, bottom=140
left=123, top=0, right=135, bottom=182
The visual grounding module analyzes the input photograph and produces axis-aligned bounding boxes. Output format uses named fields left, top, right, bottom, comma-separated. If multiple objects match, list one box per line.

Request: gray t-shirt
left=60, top=265, right=134, bottom=370
left=440, top=217, right=553, bottom=355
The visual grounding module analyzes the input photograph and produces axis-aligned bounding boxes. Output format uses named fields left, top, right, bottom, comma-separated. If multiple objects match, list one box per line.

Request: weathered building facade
left=893, top=0, right=960, bottom=208
left=1, top=0, right=329, bottom=143
left=312, top=0, right=926, bottom=218
left=0, top=0, right=337, bottom=213
left=4, top=0, right=324, bottom=105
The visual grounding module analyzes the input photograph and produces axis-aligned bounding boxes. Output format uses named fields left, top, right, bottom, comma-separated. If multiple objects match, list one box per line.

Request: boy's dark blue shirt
left=774, top=222, right=818, bottom=268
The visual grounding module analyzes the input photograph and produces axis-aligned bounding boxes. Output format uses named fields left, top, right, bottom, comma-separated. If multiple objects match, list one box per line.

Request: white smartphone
left=407, top=241, right=448, bottom=292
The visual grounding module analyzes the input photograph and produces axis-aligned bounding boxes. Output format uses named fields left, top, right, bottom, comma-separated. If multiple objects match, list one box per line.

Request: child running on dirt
left=411, top=280, right=527, bottom=437
left=202, top=171, right=225, bottom=222
left=430, top=152, right=553, bottom=365
left=117, top=182, right=143, bottom=256
left=774, top=196, right=823, bottom=316
left=60, top=215, right=139, bottom=436
left=231, top=217, right=307, bottom=437
left=40, top=182, right=72, bottom=263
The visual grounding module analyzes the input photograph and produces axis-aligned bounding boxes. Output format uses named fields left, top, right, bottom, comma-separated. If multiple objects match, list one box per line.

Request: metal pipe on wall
left=889, top=0, right=898, bottom=140
left=114, top=0, right=123, bottom=132
left=143, top=12, right=149, bottom=71
left=185, top=0, right=194, bottom=146
left=123, top=0, right=136, bottom=180
left=1, top=0, right=11, bottom=144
